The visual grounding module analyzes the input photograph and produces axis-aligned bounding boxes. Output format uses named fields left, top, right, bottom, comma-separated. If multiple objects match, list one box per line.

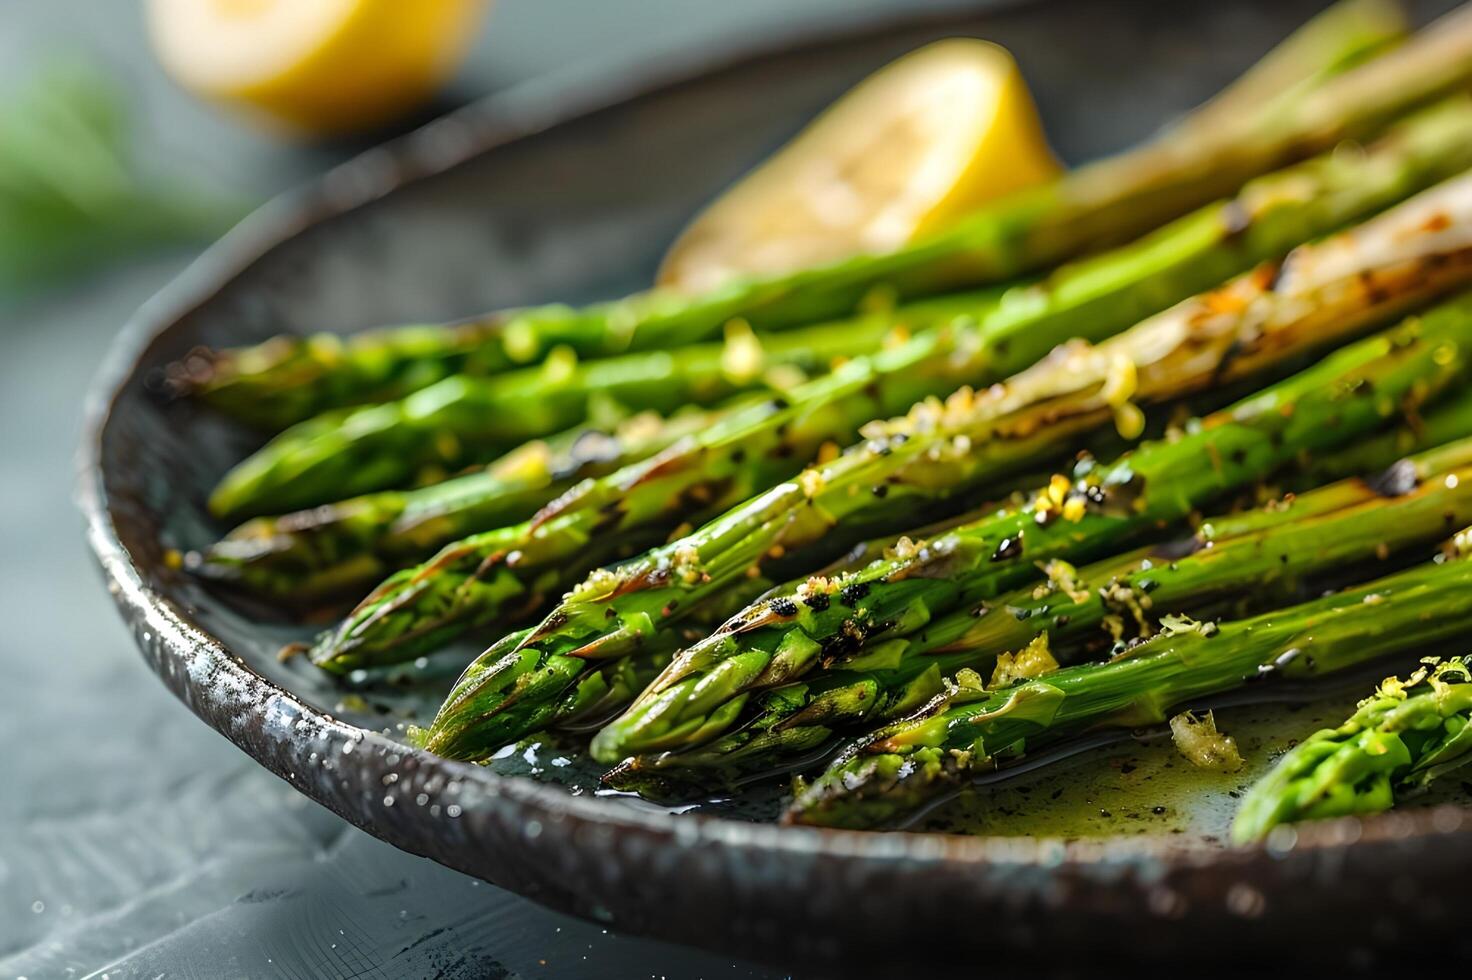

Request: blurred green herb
left=0, top=62, right=243, bottom=296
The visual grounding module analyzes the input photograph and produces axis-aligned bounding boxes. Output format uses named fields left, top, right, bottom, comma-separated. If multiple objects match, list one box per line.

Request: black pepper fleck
left=990, top=532, right=1025, bottom=562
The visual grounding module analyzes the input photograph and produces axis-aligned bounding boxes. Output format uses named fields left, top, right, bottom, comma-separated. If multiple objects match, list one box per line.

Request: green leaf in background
left=0, top=61, right=245, bottom=296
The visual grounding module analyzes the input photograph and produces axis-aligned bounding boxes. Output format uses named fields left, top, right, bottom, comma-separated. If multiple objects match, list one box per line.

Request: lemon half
left=659, top=39, right=1060, bottom=294
left=146, top=0, right=489, bottom=135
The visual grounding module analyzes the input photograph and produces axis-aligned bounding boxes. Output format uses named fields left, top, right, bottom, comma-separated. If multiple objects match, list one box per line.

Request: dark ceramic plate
left=81, top=0, right=1472, bottom=969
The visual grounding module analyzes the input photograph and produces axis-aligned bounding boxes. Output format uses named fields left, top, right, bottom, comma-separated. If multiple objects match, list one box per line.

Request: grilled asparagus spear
left=1287, top=387, right=1472, bottom=491
left=191, top=406, right=728, bottom=602
left=1232, top=657, right=1472, bottom=843
left=604, top=436, right=1472, bottom=795
left=317, top=109, right=1472, bottom=675
left=786, top=546, right=1472, bottom=830
left=923, top=441, right=1472, bottom=663
left=422, top=613, right=704, bottom=760
left=1166, top=0, right=1405, bottom=138
left=206, top=309, right=914, bottom=518
left=170, top=0, right=1471, bottom=431
left=414, top=561, right=777, bottom=759
left=592, top=283, right=1472, bottom=763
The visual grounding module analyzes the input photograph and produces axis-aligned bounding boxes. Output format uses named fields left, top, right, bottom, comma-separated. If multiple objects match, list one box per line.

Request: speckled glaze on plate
left=80, top=0, right=1472, bottom=969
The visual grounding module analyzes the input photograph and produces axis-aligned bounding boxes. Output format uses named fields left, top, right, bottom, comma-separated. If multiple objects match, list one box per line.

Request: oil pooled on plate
left=919, top=691, right=1472, bottom=840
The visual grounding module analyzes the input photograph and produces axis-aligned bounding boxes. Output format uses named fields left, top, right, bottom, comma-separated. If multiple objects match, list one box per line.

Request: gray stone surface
left=0, top=1, right=976, bottom=975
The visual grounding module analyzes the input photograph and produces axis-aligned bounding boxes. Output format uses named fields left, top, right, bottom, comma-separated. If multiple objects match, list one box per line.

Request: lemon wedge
left=659, top=39, right=1061, bottom=294
left=146, top=0, right=489, bottom=135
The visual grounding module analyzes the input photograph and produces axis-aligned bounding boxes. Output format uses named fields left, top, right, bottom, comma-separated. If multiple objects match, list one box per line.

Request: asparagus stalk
left=321, top=107, right=1472, bottom=676
left=786, top=547, right=1472, bottom=830
left=926, top=439, right=1472, bottom=662
left=191, top=406, right=729, bottom=602
left=170, top=1, right=1471, bottom=431
left=415, top=564, right=773, bottom=758
left=206, top=309, right=916, bottom=518
left=1288, top=387, right=1472, bottom=490
left=604, top=436, right=1472, bottom=796
left=1232, top=658, right=1472, bottom=843
left=593, top=282, right=1472, bottom=763
left=1166, top=0, right=1405, bottom=138
left=421, top=623, right=684, bottom=761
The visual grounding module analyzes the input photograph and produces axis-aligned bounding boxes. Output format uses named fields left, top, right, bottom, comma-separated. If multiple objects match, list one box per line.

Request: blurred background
left=1, top=2, right=995, bottom=977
